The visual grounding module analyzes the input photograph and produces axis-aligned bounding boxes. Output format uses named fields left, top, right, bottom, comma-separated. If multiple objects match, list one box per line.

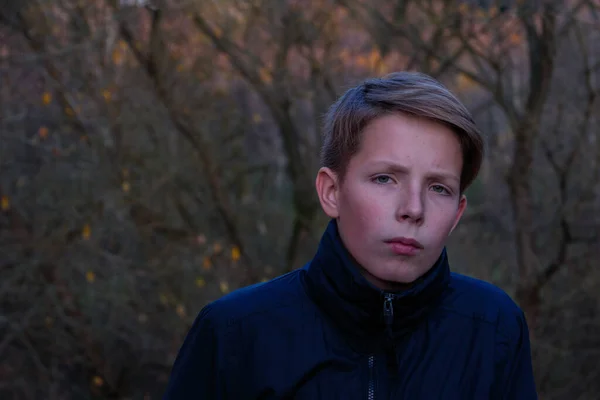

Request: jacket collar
left=303, top=219, right=451, bottom=351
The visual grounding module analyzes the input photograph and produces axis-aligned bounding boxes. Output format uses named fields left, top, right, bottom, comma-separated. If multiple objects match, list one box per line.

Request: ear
left=315, top=167, right=340, bottom=218
left=449, top=194, right=468, bottom=235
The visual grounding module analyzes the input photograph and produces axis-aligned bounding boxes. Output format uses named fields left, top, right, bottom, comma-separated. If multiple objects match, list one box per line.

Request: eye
left=430, top=184, right=450, bottom=195
left=373, top=175, right=393, bottom=184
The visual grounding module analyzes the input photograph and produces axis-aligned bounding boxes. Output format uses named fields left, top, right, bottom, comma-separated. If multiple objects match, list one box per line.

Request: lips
left=385, top=237, right=424, bottom=256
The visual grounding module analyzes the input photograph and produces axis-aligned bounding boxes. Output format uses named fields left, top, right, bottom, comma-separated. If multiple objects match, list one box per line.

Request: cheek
left=342, top=189, right=387, bottom=226
left=341, top=197, right=391, bottom=254
left=427, top=205, right=459, bottom=238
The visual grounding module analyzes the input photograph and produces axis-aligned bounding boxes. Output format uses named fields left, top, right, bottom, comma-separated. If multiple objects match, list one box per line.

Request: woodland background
left=1, top=0, right=599, bottom=399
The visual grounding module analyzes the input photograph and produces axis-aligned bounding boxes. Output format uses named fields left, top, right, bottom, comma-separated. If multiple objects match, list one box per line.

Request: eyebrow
left=367, top=161, right=460, bottom=184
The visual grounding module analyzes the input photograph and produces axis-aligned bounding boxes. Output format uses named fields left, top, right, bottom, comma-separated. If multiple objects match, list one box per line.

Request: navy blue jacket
left=163, top=220, right=537, bottom=399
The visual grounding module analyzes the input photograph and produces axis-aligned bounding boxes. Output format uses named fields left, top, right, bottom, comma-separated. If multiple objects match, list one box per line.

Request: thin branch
left=191, top=13, right=267, bottom=89
left=191, top=5, right=321, bottom=270
left=8, top=11, right=90, bottom=136
left=19, top=333, right=49, bottom=380
left=537, top=219, right=570, bottom=287
left=537, top=32, right=597, bottom=286
left=540, top=102, right=564, bottom=179
left=0, top=305, right=38, bottom=358
left=105, top=0, right=256, bottom=281
left=338, top=0, right=522, bottom=123
left=564, top=21, right=598, bottom=204
left=557, top=0, right=595, bottom=36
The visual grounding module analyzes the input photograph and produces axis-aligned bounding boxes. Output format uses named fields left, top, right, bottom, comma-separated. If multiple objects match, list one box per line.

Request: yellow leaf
left=39, top=126, right=49, bottom=139
left=176, top=64, right=185, bottom=72
left=456, top=72, right=477, bottom=91
left=367, top=48, right=381, bottom=69
left=356, top=55, right=368, bottom=67
left=213, top=26, right=223, bottom=38
left=176, top=304, right=186, bottom=318
left=509, top=33, right=522, bottom=45
left=376, top=61, right=389, bottom=76
left=202, top=256, right=212, bottom=270
left=82, top=224, right=92, bottom=240
left=1, top=195, right=9, bottom=211
left=219, top=281, right=229, bottom=293
left=118, top=39, right=127, bottom=50
left=102, top=89, right=112, bottom=102
left=258, top=67, right=272, bottom=84
left=195, top=277, right=206, bottom=288
left=65, top=107, right=74, bottom=117
left=92, top=376, right=104, bottom=387
left=122, top=181, right=131, bottom=193
left=42, top=92, right=52, bottom=105
left=112, top=48, right=124, bottom=65
left=231, top=246, right=241, bottom=262
left=252, top=113, right=262, bottom=124
left=86, top=271, right=96, bottom=283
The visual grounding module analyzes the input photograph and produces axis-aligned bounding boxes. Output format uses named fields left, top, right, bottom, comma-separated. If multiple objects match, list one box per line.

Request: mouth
left=384, top=237, right=424, bottom=256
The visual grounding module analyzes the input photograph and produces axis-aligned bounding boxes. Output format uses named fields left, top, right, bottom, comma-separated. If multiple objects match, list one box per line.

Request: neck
left=302, top=219, right=452, bottom=351
left=357, top=264, right=416, bottom=292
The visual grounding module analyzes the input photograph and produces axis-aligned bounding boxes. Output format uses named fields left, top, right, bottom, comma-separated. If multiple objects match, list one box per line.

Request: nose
left=396, top=185, right=424, bottom=224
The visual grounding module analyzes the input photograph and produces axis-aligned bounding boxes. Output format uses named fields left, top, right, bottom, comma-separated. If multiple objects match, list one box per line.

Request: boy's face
left=316, top=113, right=467, bottom=290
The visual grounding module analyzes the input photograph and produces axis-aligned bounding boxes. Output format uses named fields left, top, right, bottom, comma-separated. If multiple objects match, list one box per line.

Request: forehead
left=350, top=113, right=463, bottom=169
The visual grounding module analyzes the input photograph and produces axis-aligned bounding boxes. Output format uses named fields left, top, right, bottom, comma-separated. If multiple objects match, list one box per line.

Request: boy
left=163, top=72, right=537, bottom=399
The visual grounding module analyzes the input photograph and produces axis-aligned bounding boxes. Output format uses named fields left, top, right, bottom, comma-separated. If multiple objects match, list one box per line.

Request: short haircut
left=320, top=71, right=484, bottom=193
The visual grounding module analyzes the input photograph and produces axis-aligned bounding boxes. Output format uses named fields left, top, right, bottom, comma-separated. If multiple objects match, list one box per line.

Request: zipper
left=383, top=292, right=398, bottom=372
left=367, top=354, right=375, bottom=400
left=367, top=294, right=395, bottom=399
left=383, top=293, right=394, bottom=334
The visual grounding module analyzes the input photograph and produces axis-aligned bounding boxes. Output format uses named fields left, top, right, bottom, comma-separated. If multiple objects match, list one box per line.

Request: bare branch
left=540, top=102, right=565, bottom=179
left=191, top=6, right=321, bottom=270
left=537, top=25, right=597, bottom=286
left=7, top=10, right=90, bottom=135
left=557, top=0, right=595, bottom=36
left=537, top=219, right=570, bottom=287
left=191, top=13, right=267, bottom=90
left=105, top=0, right=257, bottom=282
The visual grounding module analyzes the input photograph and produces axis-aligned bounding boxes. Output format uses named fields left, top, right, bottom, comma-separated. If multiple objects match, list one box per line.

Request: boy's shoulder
left=197, top=268, right=308, bottom=328
left=444, top=272, right=529, bottom=338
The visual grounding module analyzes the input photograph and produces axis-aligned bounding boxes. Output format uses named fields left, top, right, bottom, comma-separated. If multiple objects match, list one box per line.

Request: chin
left=384, top=270, right=423, bottom=285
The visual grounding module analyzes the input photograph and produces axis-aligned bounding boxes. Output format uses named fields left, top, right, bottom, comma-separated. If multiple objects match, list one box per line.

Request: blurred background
left=1, top=0, right=599, bottom=398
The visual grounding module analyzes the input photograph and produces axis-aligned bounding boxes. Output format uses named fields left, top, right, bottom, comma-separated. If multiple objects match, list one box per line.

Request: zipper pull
left=383, top=293, right=398, bottom=370
left=383, top=293, right=394, bottom=328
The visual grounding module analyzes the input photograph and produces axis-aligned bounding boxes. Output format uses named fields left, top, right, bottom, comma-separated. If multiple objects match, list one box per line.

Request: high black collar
left=303, top=219, right=451, bottom=353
